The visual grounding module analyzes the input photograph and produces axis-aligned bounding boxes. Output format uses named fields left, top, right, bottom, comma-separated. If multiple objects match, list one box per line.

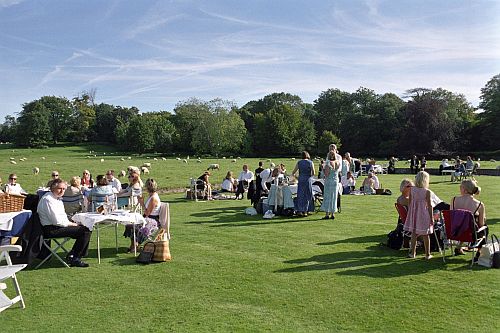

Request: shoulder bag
left=136, top=242, right=155, bottom=264
left=152, top=229, right=172, bottom=262
left=477, top=234, right=500, bottom=268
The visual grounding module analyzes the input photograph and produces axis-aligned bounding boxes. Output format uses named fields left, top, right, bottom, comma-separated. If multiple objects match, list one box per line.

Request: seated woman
left=340, top=171, right=356, bottom=194
left=450, top=179, right=487, bottom=257
left=221, top=171, right=237, bottom=192
left=80, top=170, right=94, bottom=188
left=397, top=178, right=413, bottom=209
left=118, top=171, right=143, bottom=208
left=439, top=159, right=454, bottom=175
left=88, top=175, right=114, bottom=211
left=63, top=176, right=83, bottom=216
left=361, top=173, right=375, bottom=195
left=451, top=162, right=466, bottom=182
left=125, top=179, right=161, bottom=252
left=197, top=171, right=213, bottom=200
left=3, top=173, right=27, bottom=195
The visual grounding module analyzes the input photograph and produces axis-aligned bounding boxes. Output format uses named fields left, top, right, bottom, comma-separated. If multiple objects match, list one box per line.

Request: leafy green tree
left=71, top=94, right=96, bottom=142
left=316, top=130, right=342, bottom=156
left=15, top=100, right=51, bottom=147
left=478, top=74, right=500, bottom=149
left=0, top=116, right=17, bottom=142
left=125, top=116, right=155, bottom=154
left=313, top=88, right=353, bottom=137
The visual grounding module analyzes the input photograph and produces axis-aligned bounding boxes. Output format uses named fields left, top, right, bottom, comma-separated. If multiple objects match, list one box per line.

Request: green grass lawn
left=1, top=145, right=499, bottom=332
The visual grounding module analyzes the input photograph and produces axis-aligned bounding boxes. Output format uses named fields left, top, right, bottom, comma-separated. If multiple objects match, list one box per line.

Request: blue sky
left=1, top=0, right=499, bottom=119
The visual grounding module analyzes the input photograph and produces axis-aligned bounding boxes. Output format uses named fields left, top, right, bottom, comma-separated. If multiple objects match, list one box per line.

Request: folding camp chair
left=90, top=190, right=116, bottom=213
left=442, top=209, right=488, bottom=267
left=395, top=203, right=444, bottom=258
left=62, top=192, right=83, bottom=216
left=0, top=245, right=26, bottom=312
left=34, top=236, right=71, bottom=269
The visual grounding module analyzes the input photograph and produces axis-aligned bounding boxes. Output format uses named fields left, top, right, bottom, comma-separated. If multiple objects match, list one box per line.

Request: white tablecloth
left=72, top=212, right=146, bottom=231
left=0, top=210, right=32, bottom=231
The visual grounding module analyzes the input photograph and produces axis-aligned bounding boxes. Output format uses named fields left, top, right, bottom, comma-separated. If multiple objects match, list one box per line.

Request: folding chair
left=34, top=236, right=71, bottom=269
left=0, top=245, right=26, bottom=312
left=90, top=191, right=116, bottom=213
left=62, top=192, right=83, bottom=216
left=395, top=203, right=443, bottom=258
left=442, top=209, right=488, bottom=267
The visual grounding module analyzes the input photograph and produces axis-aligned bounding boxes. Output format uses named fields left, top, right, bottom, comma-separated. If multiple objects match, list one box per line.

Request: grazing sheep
left=490, top=159, right=496, bottom=163
left=100, top=158, right=105, bottom=162
left=207, top=163, right=220, bottom=171
left=9, top=157, right=14, bottom=160
left=127, top=166, right=140, bottom=174
left=197, top=159, right=202, bottom=163
left=118, top=170, right=127, bottom=177
left=231, top=159, right=236, bottom=163
left=237, top=157, right=241, bottom=159
left=141, top=167, right=150, bottom=175
left=142, top=162, right=151, bottom=168
left=291, top=158, right=296, bottom=160
left=161, top=157, right=167, bottom=161
left=41, top=157, right=46, bottom=160
left=183, top=159, right=188, bottom=163
left=222, top=157, right=226, bottom=159
left=176, top=157, right=181, bottom=161
left=128, top=156, right=132, bottom=160
left=120, top=158, right=125, bottom=161
left=33, top=167, right=40, bottom=175
left=266, top=159, right=271, bottom=162
left=10, top=160, right=16, bottom=165
left=154, top=158, right=158, bottom=161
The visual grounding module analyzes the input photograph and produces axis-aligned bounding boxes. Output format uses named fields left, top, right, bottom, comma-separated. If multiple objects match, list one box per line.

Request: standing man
left=106, top=169, right=122, bottom=193
left=235, top=164, right=254, bottom=200
left=37, top=179, right=92, bottom=267
left=410, top=155, right=419, bottom=174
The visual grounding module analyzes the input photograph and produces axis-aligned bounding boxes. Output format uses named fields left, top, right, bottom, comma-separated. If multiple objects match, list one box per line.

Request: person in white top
left=259, top=163, right=274, bottom=192
left=235, top=164, right=254, bottom=199
left=369, top=172, right=380, bottom=189
left=3, top=173, right=27, bottom=195
left=106, top=169, right=122, bottom=193
left=37, top=178, right=92, bottom=267
left=221, top=171, right=237, bottom=192
left=341, top=171, right=356, bottom=194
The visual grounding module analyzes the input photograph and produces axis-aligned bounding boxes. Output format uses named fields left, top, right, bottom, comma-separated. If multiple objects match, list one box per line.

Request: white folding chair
left=0, top=245, right=26, bottom=312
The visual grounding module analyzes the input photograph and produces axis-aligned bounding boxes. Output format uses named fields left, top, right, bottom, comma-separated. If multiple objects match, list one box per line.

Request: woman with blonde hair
left=221, top=171, right=237, bottom=192
left=450, top=179, right=486, bottom=257
left=404, top=171, right=434, bottom=259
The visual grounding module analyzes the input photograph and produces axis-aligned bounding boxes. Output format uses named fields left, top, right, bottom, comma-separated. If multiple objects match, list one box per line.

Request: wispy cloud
left=0, top=0, right=24, bottom=8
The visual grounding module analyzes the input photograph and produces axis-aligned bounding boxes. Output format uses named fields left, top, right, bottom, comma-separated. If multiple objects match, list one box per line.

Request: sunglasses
left=52, top=174, right=59, bottom=177
left=9, top=177, right=17, bottom=180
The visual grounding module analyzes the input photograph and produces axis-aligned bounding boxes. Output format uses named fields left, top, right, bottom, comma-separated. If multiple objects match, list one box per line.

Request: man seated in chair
left=37, top=179, right=92, bottom=267
left=235, top=164, right=254, bottom=200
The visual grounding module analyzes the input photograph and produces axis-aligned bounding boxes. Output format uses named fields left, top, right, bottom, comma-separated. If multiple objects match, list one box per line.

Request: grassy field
left=1, top=145, right=499, bottom=332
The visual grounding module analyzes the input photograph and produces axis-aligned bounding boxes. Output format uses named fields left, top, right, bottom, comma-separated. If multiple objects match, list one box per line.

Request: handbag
left=152, top=229, right=172, bottom=262
left=477, top=234, right=500, bottom=268
left=136, top=242, right=155, bottom=264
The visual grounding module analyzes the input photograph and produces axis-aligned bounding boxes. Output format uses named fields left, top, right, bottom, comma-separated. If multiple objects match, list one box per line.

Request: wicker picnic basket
left=0, top=193, right=26, bottom=213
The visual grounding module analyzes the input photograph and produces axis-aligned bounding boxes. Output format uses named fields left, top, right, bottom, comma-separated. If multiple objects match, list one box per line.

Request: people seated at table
left=3, top=173, right=27, bottom=195
left=63, top=176, right=83, bottom=216
left=361, top=173, right=375, bottom=195
left=221, top=171, right=237, bottom=192
left=46, top=170, right=60, bottom=188
left=235, top=164, right=254, bottom=200
left=124, top=178, right=161, bottom=252
left=196, top=171, right=213, bottom=200
left=341, top=171, right=356, bottom=194
left=89, top=175, right=114, bottom=211
left=271, top=164, right=285, bottom=185
left=450, top=179, right=487, bottom=258
left=439, top=159, right=454, bottom=175
left=451, top=161, right=466, bottom=182
left=80, top=170, right=94, bottom=188
left=37, top=179, right=92, bottom=267
left=291, top=150, right=315, bottom=217
left=106, top=169, right=121, bottom=193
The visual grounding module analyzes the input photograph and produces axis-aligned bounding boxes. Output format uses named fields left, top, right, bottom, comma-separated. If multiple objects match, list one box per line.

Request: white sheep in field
left=141, top=167, right=150, bottom=175
left=100, top=158, right=105, bottom=162
left=127, top=166, right=140, bottom=174
left=120, top=158, right=125, bottom=161
left=153, top=158, right=158, bottom=161
left=128, top=156, right=132, bottom=160
left=41, top=157, right=46, bottom=160
left=207, top=163, right=220, bottom=171
left=33, top=167, right=40, bottom=175
left=118, top=170, right=126, bottom=177
left=142, top=162, right=151, bottom=168
left=9, top=157, right=14, bottom=160
left=10, top=160, right=16, bottom=165
left=231, top=159, right=236, bottom=163
left=183, top=159, right=188, bottom=163
left=197, top=159, right=202, bottom=163
left=176, top=157, right=181, bottom=161
left=161, top=157, right=166, bottom=161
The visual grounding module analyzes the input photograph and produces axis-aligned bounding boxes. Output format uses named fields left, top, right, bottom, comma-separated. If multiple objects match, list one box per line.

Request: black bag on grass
left=387, top=223, right=404, bottom=250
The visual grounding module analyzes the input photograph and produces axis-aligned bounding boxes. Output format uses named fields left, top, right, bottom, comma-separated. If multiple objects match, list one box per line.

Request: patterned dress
left=404, top=187, right=433, bottom=235
left=320, top=159, right=339, bottom=213
left=295, top=159, right=314, bottom=213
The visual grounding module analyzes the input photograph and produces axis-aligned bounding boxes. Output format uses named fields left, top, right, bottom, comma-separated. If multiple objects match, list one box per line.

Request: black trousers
left=43, top=225, right=92, bottom=258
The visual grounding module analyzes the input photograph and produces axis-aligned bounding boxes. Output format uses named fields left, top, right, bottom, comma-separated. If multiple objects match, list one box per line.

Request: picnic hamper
left=0, top=193, right=26, bottom=213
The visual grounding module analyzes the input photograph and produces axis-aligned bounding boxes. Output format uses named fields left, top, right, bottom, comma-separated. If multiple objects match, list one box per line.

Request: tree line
left=1, top=74, right=499, bottom=157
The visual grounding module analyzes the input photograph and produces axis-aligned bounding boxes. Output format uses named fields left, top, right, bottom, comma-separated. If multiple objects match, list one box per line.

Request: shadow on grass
left=276, top=240, right=483, bottom=277
left=485, top=218, right=499, bottom=226
left=317, top=234, right=386, bottom=246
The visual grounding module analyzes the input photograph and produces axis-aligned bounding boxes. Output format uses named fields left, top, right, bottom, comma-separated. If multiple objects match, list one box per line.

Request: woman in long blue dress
left=291, top=151, right=315, bottom=217
left=320, top=148, right=341, bottom=220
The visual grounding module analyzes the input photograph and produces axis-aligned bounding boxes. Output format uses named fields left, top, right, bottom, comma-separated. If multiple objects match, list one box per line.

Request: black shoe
left=330, top=215, right=335, bottom=220
left=321, top=216, right=330, bottom=220
left=66, top=253, right=75, bottom=263
left=70, top=258, right=89, bottom=267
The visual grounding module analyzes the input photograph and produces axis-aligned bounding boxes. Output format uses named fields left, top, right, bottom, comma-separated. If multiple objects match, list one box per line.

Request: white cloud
left=0, top=0, right=24, bottom=8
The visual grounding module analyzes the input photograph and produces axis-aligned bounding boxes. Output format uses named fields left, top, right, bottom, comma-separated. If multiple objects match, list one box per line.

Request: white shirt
left=37, top=192, right=72, bottom=227
left=145, top=192, right=161, bottom=216
left=109, top=177, right=122, bottom=193
left=259, top=168, right=272, bottom=189
left=237, top=170, right=254, bottom=182
left=4, top=183, right=26, bottom=195
left=429, top=190, right=442, bottom=207
left=221, top=178, right=234, bottom=191
left=372, top=174, right=380, bottom=189
left=341, top=175, right=356, bottom=187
